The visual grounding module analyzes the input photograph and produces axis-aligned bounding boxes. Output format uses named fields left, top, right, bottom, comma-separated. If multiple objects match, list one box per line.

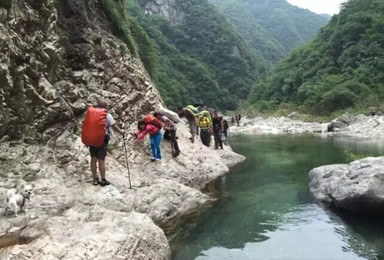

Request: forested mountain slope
left=248, top=0, right=384, bottom=114
left=209, top=0, right=330, bottom=64
left=125, top=0, right=266, bottom=110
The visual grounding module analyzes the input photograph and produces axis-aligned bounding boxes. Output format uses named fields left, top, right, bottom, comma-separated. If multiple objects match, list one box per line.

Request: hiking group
left=81, top=99, right=237, bottom=187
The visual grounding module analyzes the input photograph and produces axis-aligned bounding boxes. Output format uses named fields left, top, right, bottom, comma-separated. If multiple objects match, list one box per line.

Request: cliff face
left=0, top=0, right=245, bottom=259
left=0, top=0, right=161, bottom=142
left=141, top=0, right=185, bottom=24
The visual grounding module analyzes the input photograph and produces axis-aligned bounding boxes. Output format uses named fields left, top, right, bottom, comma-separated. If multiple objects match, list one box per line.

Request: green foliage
left=344, top=148, right=371, bottom=162
left=99, top=0, right=138, bottom=56
left=125, top=0, right=265, bottom=110
left=248, top=0, right=384, bottom=115
left=209, top=0, right=330, bottom=64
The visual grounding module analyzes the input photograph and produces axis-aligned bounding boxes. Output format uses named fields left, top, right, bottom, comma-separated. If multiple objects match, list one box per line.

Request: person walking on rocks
left=178, top=106, right=198, bottom=143
left=198, top=111, right=212, bottom=147
left=154, top=112, right=180, bottom=157
left=221, top=116, right=229, bottom=146
left=135, top=117, right=163, bottom=161
left=212, top=110, right=224, bottom=149
left=234, top=113, right=239, bottom=127
left=82, top=100, right=125, bottom=186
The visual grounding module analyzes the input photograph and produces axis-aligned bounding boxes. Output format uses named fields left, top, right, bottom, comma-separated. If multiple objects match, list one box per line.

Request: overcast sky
left=286, top=0, right=347, bottom=15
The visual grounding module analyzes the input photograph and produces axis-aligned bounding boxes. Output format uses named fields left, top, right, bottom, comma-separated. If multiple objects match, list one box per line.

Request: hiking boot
left=151, top=157, right=156, bottom=162
left=100, top=179, right=110, bottom=186
left=173, top=150, right=180, bottom=158
left=155, top=158, right=161, bottom=161
left=93, top=178, right=100, bottom=186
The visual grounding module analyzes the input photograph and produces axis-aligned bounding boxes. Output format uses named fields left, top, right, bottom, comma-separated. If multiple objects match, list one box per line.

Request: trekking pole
left=122, top=135, right=132, bottom=189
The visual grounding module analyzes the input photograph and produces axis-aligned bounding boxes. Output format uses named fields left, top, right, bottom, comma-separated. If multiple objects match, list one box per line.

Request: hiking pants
left=164, top=129, right=180, bottom=156
left=213, top=130, right=223, bottom=149
left=150, top=131, right=162, bottom=159
left=200, top=129, right=211, bottom=147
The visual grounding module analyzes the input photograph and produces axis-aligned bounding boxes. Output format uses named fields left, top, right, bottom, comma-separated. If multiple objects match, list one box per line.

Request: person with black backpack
left=154, top=112, right=180, bottom=157
left=198, top=112, right=212, bottom=147
left=222, top=117, right=229, bottom=145
left=212, top=110, right=224, bottom=149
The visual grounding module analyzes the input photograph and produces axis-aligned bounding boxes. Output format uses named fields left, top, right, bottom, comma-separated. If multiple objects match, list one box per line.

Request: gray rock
left=143, top=0, right=185, bottom=24
left=309, top=157, right=384, bottom=214
left=327, top=120, right=348, bottom=132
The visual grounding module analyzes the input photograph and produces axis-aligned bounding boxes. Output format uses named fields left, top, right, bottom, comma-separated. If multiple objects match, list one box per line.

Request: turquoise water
left=171, top=134, right=384, bottom=260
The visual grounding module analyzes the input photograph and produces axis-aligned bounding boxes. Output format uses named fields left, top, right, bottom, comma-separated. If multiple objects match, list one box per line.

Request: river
left=171, top=134, right=384, bottom=260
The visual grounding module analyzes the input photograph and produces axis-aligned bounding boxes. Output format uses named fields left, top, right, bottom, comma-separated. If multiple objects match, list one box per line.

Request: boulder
left=327, top=113, right=357, bottom=132
left=309, top=157, right=384, bottom=214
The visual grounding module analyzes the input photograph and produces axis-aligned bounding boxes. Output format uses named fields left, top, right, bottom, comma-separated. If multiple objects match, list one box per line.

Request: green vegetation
left=99, top=0, right=138, bottom=56
left=126, top=0, right=267, bottom=110
left=344, top=148, right=371, bottom=162
left=247, top=0, right=384, bottom=115
left=209, top=0, right=330, bottom=64
left=100, top=0, right=330, bottom=111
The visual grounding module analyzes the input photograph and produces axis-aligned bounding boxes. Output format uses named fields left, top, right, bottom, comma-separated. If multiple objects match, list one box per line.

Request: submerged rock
left=309, top=157, right=384, bottom=214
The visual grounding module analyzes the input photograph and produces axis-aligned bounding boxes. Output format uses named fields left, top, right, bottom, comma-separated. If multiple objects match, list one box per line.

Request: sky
left=286, top=0, right=347, bottom=15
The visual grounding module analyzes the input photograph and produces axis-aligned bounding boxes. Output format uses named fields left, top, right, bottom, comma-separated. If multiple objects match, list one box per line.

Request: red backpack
left=143, top=114, right=163, bottom=129
left=82, top=107, right=107, bottom=147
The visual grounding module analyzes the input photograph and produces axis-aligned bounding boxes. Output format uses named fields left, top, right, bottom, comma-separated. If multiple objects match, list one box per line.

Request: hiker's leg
left=219, top=137, right=223, bottom=149
left=200, top=130, right=208, bottom=146
left=214, top=132, right=219, bottom=149
left=191, top=123, right=196, bottom=142
left=150, top=135, right=156, bottom=158
left=90, top=157, right=98, bottom=179
left=163, top=130, right=170, bottom=140
left=154, top=132, right=162, bottom=159
left=171, top=129, right=180, bottom=152
left=208, top=134, right=211, bottom=146
left=200, top=131, right=205, bottom=145
left=89, top=146, right=99, bottom=179
left=98, top=159, right=106, bottom=180
left=97, top=143, right=108, bottom=179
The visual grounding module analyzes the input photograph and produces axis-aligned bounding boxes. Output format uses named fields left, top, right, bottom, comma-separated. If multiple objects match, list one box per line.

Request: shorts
left=89, top=143, right=108, bottom=160
left=189, top=120, right=197, bottom=134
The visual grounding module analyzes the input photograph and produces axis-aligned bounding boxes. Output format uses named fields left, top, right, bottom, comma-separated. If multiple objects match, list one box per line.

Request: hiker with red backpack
left=135, top=115, right=163, bottom=161
left=82, top=100, right=125, bottom=186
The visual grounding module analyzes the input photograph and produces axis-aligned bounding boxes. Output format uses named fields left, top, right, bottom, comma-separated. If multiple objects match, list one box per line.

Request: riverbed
left=171, top=134, right=384, bottom=260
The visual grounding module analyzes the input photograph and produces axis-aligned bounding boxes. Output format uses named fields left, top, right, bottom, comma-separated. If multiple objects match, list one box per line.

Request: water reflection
left=171, top=134, right=384, bottom=260
left=196, top=205, right=374, bottom=260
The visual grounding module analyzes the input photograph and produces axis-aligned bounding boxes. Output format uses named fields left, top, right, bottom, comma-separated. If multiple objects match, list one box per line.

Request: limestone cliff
left=0, top=0, right=161, bottom=142
left=140, top=0, right=185, bottom=25
left=0, top=0, right=245, bottom=259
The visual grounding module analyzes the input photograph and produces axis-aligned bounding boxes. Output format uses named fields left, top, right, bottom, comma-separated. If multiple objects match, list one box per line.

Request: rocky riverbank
left=0, top=123, right=245, bottom=259
left=229, top=113, right=384, bottom=215
left=229, top=113, right=384, bottom=139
